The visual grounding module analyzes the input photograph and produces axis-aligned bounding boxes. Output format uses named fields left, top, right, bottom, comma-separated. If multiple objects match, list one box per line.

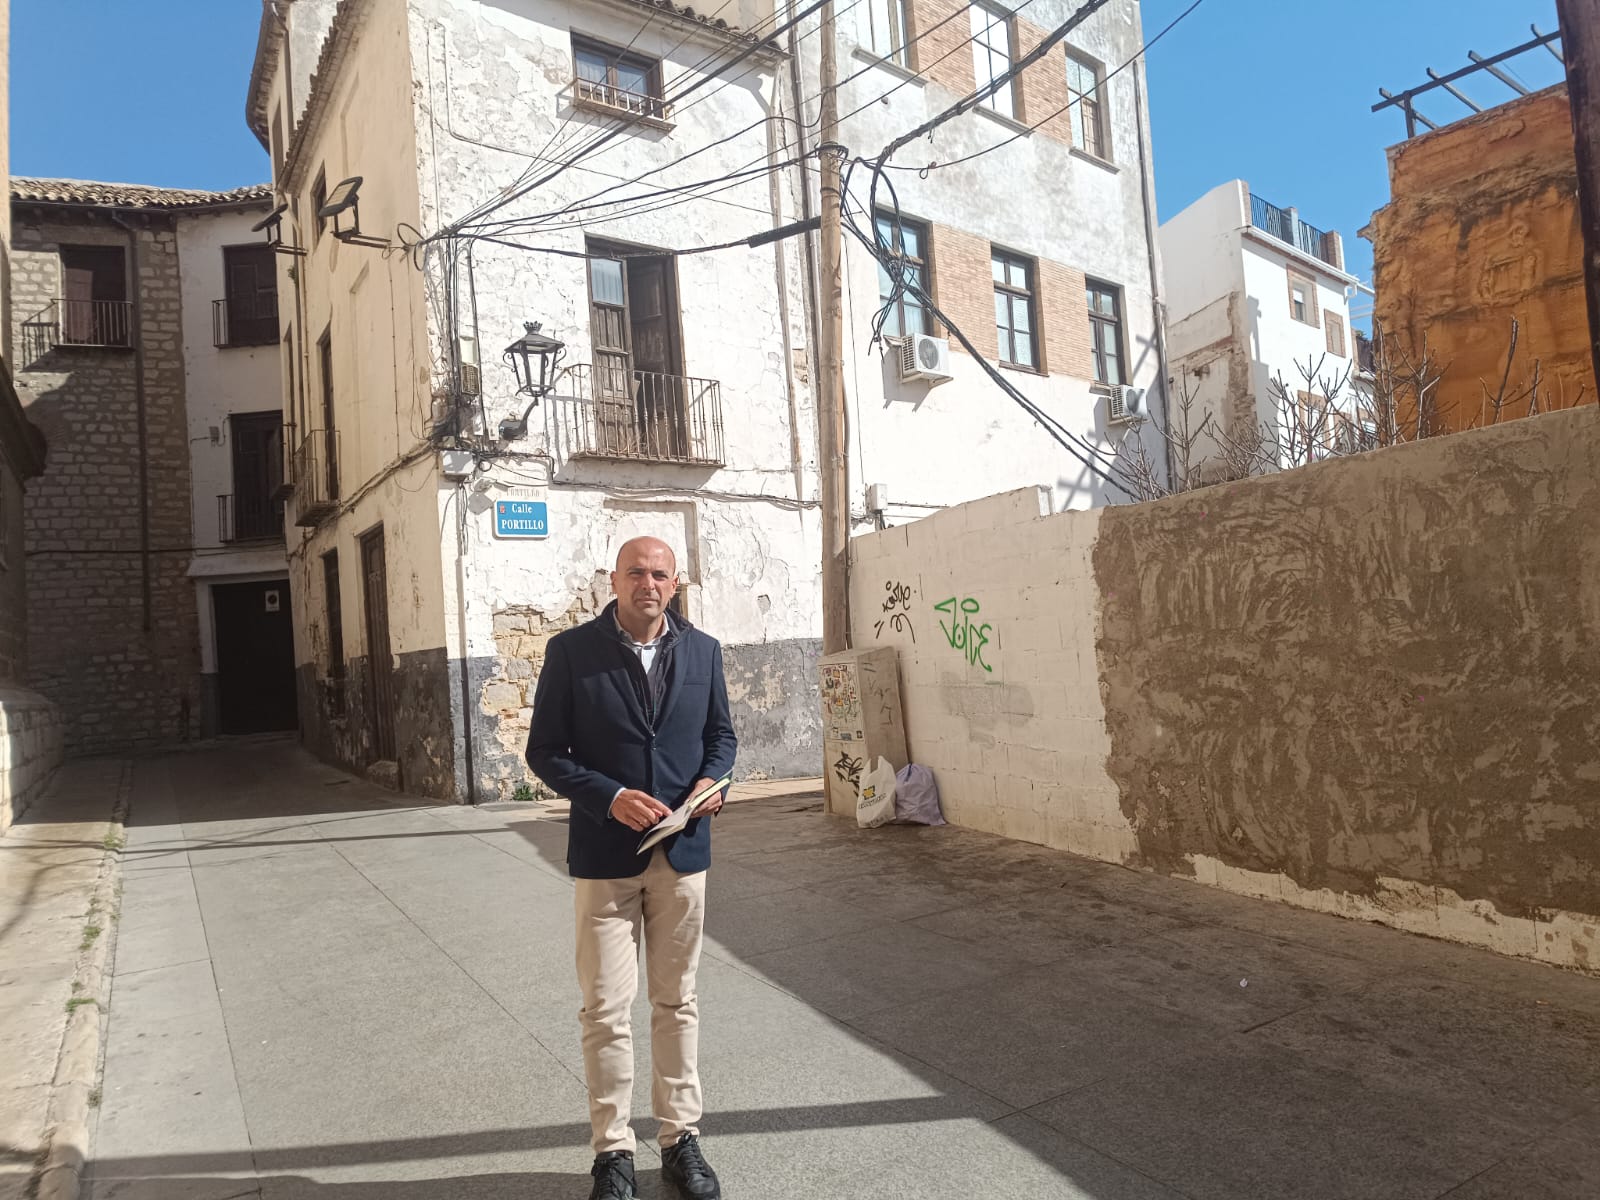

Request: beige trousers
left=573, top=849, right=708, bottom=1155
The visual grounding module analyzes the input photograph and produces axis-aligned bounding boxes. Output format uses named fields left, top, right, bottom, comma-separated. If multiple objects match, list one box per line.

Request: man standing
left=527, top=536, right=736, bottom=1200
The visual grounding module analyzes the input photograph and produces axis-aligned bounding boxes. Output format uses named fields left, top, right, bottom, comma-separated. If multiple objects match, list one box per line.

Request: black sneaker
left=588, top=1151, right=636, bottom=1200
left=661, top=1133, right=721, bottom=1199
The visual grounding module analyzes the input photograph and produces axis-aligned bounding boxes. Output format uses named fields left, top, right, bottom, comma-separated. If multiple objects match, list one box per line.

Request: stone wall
left=11, top=211, right=201, bottom=753
left=1366, top=85, right=1596, bottom=430
left=849, top=406, right=1600, bottom=970
left=0, top=685, right=63, bottom=833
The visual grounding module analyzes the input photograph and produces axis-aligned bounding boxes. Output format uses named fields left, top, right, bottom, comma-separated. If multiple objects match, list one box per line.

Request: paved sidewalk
left=87, top=743, right=1600, bottom=1199
left=0, top=761, right=127, bottom=1200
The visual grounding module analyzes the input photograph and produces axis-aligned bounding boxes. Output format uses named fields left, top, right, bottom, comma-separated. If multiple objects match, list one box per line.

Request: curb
left=34, top=762, right=132, bottom=1200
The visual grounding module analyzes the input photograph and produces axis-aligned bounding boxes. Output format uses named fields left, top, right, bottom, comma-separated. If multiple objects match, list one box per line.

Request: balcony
left=1249, top=193, right=1340, bottom=270
left=21, top=298, right=134, bottom=357
left=292, top=429, right=340, bottom=526
left=217, top=492, right=286, bottom=544
left=571, top=77, right=674, bottom=129
left=213, top=295, right=280, bottom=348
left=553, top=362, right=724, bottom=467
left=1354, top=329, right=1376, bottom=377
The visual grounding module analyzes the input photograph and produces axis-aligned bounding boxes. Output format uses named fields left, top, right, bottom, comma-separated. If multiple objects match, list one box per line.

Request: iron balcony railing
left=21, top=298, right=134, bottom=356
left=572, top=76, right=672, bottom=124
left=212, top=295, right=280, bottom=348
left=291, top=429, right=340, bottom=526
left=217, top=492, right=285, bottom=544
left=554, top=361, right=725, bottom=466
left=1249, top=193, right=1338, bottom=269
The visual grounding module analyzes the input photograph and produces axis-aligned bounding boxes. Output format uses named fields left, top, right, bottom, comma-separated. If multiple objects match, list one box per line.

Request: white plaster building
left=1159, top=180, right=1362, bottom=479
left=177, top=203, right=295, bottom=737
left=244, top=0, right=1170, bottom=801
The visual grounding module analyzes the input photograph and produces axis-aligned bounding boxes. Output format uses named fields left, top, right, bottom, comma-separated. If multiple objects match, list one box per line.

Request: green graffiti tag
left=933, top=597, right=993, bottom=672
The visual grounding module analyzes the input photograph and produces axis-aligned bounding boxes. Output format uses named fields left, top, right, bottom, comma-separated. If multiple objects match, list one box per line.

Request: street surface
left=84, top=742, right=1600, bottom=1199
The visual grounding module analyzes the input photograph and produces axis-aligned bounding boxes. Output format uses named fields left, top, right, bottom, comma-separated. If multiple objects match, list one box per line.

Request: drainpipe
left=1133, top=60, right=1175, bottom=492
left=454, top=481, right=479, bottom=805
left=110, top=213, right=152, bottom=632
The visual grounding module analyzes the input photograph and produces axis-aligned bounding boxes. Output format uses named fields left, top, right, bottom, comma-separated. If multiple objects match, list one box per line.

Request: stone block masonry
left=10, top=214, right=201, bottom=754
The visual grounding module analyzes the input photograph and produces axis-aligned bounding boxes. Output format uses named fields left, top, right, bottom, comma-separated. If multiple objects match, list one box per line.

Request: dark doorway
left=222, top=244, right=279, bottom=347
left=212, top=579, right=297, bottom=735
left=360, top=527, right=396, bottom=763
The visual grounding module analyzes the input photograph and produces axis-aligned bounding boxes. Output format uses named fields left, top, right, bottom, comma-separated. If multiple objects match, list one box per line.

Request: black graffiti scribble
left=874, top=580, right=916, bottom=642
left=832, top=751, right=864, bottom=788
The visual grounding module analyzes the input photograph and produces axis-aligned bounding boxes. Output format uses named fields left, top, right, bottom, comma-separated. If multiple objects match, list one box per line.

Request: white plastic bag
left=856, top=756, right=897, bottom=828
left=894, top=763, right=945, bottom=825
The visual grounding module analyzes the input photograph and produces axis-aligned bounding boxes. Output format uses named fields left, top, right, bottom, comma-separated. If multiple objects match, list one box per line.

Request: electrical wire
left=887, top=0, right=1207, bottom=173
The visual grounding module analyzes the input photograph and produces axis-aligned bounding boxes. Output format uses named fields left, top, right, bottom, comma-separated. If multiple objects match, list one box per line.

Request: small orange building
left=1364, top=84, right=1594, bottom=430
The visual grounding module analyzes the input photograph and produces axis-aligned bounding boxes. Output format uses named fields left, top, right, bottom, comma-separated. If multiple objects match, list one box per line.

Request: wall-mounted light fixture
left=317, top=176, right=389, bottom=249
left=251, top=202, right=306, bottom=257
left=499, top=322, right=566, bottom=440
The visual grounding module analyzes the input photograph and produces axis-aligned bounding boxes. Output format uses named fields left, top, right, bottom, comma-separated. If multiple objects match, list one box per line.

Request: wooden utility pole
left=817, top=0, right=850, bottom=654
left=1558, top=0, right=1600, bottom=393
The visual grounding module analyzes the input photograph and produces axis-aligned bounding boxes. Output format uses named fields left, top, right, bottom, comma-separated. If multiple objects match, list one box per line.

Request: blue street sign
left=493, top=499, right=549, bottom=539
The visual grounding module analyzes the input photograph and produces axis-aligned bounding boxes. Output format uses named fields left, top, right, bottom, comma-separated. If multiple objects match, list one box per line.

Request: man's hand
left=611, top=789, right=672, bottom=832
left=693, top=777, right=729, bottom=817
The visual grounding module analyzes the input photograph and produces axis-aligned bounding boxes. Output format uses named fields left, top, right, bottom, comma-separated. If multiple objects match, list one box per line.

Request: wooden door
left=60, top=246, right=125, bottom=345
left=588, top=255, right=636, bottom=456
left=360, top=528, right=397, bottom=763
left=625, top=257, right=687, bottom=458
left=224, top=245, right=278, bottom=346
left=230, top=413, right=283, bottom=540
left=213, top=580, right=297, bottom=735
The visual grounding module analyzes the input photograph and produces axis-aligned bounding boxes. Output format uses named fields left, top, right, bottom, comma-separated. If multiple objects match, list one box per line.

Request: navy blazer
left=525, top=604, right=738, bottom=879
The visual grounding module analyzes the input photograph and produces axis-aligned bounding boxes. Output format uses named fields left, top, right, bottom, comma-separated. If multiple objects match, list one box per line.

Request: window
left=1325, top=311, right=1347, bottom=357
left=970, top=4, right=1015, bottom=119
left=573, top=37, right=667, bottom=121
left=874, top=212, right=931, bottom=338
left=58, top=246, right=130, bottom=346
left=1087, top=279, right=1125, bottom=387
left=271, top=109, right=285, bottom=175
left=1288, top=269, right=1319, bottom=327
left=1066, top=51, right=1107, bottom=159
left=318, top=327, right=338, bottom=500
left=311, top=169, right=328, bottom=243
left=866, top=0, right=911, bottom=67
left=222, top=245, right=279, bottom=347
left=323, top=550, right=346, bottom=713
left=992, top=249, right=1037, bottom=369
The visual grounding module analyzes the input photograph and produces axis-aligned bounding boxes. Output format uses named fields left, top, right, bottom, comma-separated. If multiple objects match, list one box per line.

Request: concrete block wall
left=0, top=685, right=64, bottom=833
left=848, top=486, right=1139, bottom=864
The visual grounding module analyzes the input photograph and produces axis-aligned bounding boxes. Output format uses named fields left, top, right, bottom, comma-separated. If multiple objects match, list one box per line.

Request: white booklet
left=637, top=774, right=733, bottom=854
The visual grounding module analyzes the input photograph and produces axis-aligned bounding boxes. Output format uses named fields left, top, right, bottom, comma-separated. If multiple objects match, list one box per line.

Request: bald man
left=526, top=537, right=736, bottom=1200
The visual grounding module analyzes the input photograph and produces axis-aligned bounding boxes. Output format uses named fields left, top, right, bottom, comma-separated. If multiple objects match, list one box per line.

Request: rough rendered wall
left=12, top=215, right=201, bottom=753
left=850, top=407, right=1600, bottom=970
left=1367, top=85, right=1596, bottom=428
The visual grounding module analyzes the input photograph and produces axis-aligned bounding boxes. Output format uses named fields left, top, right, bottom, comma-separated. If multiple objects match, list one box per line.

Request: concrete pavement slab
left=1026, top=1035, right=1529, bottom=1200
left=85, top=742, right=1600, bottom=1200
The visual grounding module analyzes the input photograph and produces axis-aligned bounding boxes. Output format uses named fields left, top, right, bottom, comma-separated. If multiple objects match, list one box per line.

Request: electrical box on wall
left=439, top=449, right=475, bottom=480
left=819, top=646, right=908, bottom=818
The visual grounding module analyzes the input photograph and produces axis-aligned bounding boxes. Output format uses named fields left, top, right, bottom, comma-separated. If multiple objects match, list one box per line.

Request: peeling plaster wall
left=411, top=0, right=824, bottom=795
left=817, top=0, right=1169, bottom=519
left=850, top=407, right=1600, bottom=970
left=1366, top=85, right=1595, bottom=430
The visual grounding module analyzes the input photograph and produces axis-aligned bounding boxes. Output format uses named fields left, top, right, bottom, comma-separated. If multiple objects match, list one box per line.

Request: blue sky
left=10, top=0, right=1568, bottom=291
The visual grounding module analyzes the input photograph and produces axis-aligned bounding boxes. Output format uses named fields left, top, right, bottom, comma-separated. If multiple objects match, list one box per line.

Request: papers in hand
left=637, top=774, right=732, bottom=854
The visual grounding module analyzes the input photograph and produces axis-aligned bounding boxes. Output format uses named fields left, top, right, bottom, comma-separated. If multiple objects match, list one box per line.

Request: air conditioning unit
left=1106, top=384, right=1147, bottom=424
left=899, top=334, right=953, bottom=384
left=457, top=335, right=482, bottom=396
